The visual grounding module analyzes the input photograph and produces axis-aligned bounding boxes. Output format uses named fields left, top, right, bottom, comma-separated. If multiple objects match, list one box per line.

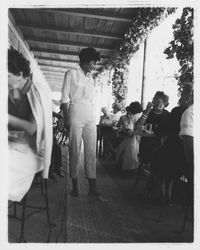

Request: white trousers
left=69, top=103, right=96, bottom=179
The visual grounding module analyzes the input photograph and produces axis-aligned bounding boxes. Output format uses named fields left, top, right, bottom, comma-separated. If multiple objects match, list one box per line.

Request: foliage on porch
left=164, top=7, right=193, bottom=92
left=99, top=8, right=177, bottom=107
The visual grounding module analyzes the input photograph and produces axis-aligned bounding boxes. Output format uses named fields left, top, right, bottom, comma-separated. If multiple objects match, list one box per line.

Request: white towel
left=8, top=81, right=53, bottom=202
left=27, top=81, right=53, bottom=178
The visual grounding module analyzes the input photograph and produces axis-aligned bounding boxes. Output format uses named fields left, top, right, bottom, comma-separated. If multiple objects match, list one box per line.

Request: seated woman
left=138, top=91, right=170, bottom=165
left=112, top=102, right=143, bottom=171
left=106, top=106, right=134, bottom=155
left=141, top=85, right=193, bottom=203
left=117, top=106, right=132, bottom=131
left=8, top=47, right=52, bottom=202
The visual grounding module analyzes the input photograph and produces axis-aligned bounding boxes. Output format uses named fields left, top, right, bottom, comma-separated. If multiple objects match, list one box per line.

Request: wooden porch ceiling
left=9, top=8, right=139, bottom=92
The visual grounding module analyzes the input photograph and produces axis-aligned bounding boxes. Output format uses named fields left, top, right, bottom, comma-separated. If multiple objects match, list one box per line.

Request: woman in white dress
left=113, top=102, right=143, bottom=171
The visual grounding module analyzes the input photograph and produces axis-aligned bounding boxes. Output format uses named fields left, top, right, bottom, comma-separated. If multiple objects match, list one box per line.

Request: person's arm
left=53, top=111, right=62, bottom=120
left=61, top=71, right=72, bottom=129
left=135, top=102, right=153, bottom=128
left=61, top=103, right=70, bottom=129
left=117, top=116, right=123, bottom=129
left=8, top=114, right=37, bottom=135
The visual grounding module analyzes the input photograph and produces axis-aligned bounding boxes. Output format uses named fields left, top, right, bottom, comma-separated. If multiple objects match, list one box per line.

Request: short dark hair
left=125, top=106, right=130, bottom=112
left=153, top=91, right=169, bottom=107
left=8, top=47, right=31, bottom=78
left=129, top=102, right=143, bottom=115
left=79, top=47, right=100, bottom=63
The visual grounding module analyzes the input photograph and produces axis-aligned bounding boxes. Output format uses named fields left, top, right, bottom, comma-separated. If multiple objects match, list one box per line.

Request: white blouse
left=61, top=65, right=95, bottom=105
left=180, top=104, right=193, bottom=137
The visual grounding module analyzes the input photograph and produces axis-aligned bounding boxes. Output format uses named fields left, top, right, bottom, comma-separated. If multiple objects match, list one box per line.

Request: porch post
left=141, top=39, right=147, bottom=108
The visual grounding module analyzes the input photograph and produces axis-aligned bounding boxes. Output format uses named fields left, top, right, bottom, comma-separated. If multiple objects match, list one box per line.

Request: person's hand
left=145, top=102, right=153, bottom=113
left=8, top=115, right=37, bottom=135
left=28, top=120, right=37, bottom=135
left=64, top=117, right=70, bottom=131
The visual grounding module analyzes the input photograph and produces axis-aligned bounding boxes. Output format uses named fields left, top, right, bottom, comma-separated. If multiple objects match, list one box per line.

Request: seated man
left=99, top=107, right=113, bottom=127
left=8, top=47, right=53, bottom=202
left=99, top=103, right=123, bottom=159
left=98, top=107, right=114, bottom=159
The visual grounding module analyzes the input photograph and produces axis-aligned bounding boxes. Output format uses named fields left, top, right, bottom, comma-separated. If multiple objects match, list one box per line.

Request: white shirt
left=180, top=104, right=193, bottom=137
left=110, top=111, right=123, bottom=124
left=61, top=65, right=95, bottom=105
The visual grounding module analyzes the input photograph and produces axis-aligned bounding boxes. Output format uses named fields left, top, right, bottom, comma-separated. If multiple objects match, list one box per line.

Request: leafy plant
left=109, top=7, right=175, bottom=105
left=164, top=7, right=193, bottom=91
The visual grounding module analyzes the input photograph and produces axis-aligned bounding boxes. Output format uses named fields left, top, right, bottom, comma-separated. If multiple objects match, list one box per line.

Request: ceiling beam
left=45, top=76, right=63, bottom=81
left=35, top=55, right=105, bottom=66
left=25, top=37, right=115, bottom=51
left=43, top=72, right=65, bottom=77
left=35, top=56, right=79, bottom=64
left=18, top=23, right=122, bottom=40
left=41, top=68, right=67, bottom=74
left=45, top=77, right=63, bottom=81
left=31, top=47, right=110, bottom=60
left=43, top=71, right=65, bottom=75
left=39, top=62, right=102, bottom=70
left=41, top=67, right=99, bottom=73
left=30, top=8, right=133, bottom=23
left=42, top=68, right=65, bottom=73
left=40, top=67, right=67, bottom=75
left=39, top=63, right=75, bottom=69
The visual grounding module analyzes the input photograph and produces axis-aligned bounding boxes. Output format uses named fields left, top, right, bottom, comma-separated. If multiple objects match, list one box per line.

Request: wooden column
left=141, top=39, right=147, bottom=108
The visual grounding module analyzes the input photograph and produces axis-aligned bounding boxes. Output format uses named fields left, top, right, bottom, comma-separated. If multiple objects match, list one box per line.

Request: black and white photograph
left=0, top=0, right=199, bottom=248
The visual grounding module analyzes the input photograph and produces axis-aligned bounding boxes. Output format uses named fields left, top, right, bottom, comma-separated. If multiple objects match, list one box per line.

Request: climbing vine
left=164, top=7, right=193, bottom=93
left=104, top=7, right=176, bottom=105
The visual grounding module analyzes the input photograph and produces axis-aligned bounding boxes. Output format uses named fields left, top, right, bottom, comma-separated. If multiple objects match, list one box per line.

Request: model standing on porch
left=61, top=47, right=105, bottom=201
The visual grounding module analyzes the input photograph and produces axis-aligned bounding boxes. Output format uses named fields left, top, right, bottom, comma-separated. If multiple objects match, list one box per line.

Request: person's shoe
left=88, top=190, right=107, bottom=202
left=69, top=189, right=79, bottom=197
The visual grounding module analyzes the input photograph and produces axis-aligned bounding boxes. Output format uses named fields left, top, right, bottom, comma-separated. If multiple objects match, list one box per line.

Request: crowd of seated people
left=98, top=85, right=194, bottom=204
left=148, top=83, right=194, bottom=203
left=98, top=101, right=146, bottom=170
